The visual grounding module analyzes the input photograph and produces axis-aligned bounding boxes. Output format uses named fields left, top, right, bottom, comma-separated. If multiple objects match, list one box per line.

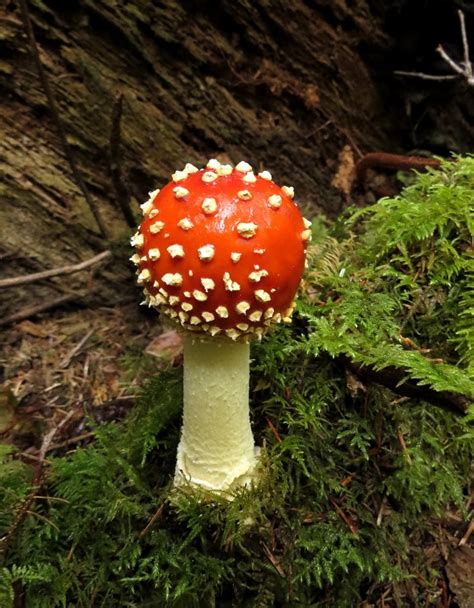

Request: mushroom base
left=174, top=335, right=259, bottom=493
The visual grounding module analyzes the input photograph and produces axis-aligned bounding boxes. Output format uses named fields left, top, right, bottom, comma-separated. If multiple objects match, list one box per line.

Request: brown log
left=0, top=0, right=395, bottom=318
left=1, top=1, right=473, bottom=320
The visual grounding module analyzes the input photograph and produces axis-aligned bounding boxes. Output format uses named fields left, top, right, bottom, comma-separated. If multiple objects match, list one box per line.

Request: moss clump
left=1, top=157, right=473, bottom=607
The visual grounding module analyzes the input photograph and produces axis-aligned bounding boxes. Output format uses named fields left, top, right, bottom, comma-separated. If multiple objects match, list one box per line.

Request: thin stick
left=436, top=45, right=466, bottom=77
left=0, top=294, right=77, bottom=327
left=395, top=10, right=473, bottom=88
left=261, top=542, right=285, bottom=577
left=397, top=427, right=413, bottom=465
left=266, top=417, right=282, bottom=443
left=47, top=431, right=96, bottom=452
left=66, top=541, right=78, bottom=562
left=330, top=499, right=358, bottom=535
left=459, top=518, right=474, bottom=546
left=59, top=329, right=94, bottom=368
left=394, top=71, right=457, bottom=82
left=355, top=152, right=440, bottom=184
left=343, top=356, right=471, bottom=415
left=0, top=250, right=111, bottom=288
left=458, top=10, right=472, bottom=81
left=17, top=0, right=109, bottom=238
left=139, top=504, right=165, bottom=539
left=109, top=93, right=135, bottom=227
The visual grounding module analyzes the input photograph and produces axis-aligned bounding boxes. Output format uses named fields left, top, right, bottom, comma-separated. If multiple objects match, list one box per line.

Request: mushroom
left=132, top=159, right=310, bottom=492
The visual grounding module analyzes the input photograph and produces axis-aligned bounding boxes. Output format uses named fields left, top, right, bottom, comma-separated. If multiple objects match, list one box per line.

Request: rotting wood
left=17, top=0, right=109, bottom=239
left=109, top=93, right=135, bottom=228
left=0, top=0, right=398, bottom=319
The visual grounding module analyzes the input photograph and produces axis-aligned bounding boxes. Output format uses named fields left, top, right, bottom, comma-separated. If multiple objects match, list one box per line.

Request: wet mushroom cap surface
left=131, top=162, right=310, bottom=340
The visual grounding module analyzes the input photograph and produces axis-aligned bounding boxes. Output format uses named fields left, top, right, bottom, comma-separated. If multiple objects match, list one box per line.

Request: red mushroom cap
left=131, top=160, right=311, bottom=341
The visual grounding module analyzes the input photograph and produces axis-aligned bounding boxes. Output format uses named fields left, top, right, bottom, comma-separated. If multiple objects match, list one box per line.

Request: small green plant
left=1, top=156, right=473, bottom=607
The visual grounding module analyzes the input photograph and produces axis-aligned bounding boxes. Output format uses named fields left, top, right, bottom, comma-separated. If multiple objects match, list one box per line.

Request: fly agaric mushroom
left=131, top=159, right=311, bottom=492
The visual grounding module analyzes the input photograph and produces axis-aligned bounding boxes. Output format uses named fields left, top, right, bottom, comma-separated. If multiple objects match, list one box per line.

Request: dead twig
left=261, top=542, right=285, bottom=577
left=397, top=427, right=413, bottom=465
left=459, top=518, right=474, bottom=546
left=17, top=0, right=109, bottom=238
left=0, top=250, right=111, bottom=288
left=376, top=496, right=387, bottom=527
left=66, top=541, right=78, bottom=562
left=436, top=10, right=473, bottom=86
left=355, top=152, right=441, bottom=184
left=139, top=504, right=165, bottom=539
left=0, top=411, right=74, bottom=555
left=330, top=499, right=358, bottom=535
left=47, top=431, right=96, bottom=452
left=266, top=417, right=282, bottom=443
left=0, top=294, right=78, bottom=327
left=59, top=329, right=94, bottom=368
left=109, top=93, right=135, bottom=227
left=393, top=71, right=457, bottom=82
left=395, top=10, right=473, bottom=87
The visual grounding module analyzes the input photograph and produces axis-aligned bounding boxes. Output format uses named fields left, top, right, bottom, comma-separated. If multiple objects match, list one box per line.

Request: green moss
left=1, top=157, right=473, bottom=607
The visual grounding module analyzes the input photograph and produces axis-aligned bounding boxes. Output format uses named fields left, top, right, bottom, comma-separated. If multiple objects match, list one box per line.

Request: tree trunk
left=0, top=0, right=470, bottom=319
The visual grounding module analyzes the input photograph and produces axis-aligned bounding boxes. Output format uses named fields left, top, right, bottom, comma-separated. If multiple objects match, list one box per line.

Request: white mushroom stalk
left=176, top=336, right=257, bottom=490
left=132, top=159, right=310, bottom=493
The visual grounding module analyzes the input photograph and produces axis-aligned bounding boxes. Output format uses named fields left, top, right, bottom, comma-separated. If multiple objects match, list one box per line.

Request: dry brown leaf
left=16, top=320, right=49, bottom=338
left=345, top=369, right=366, bottom=397
left=145, top=329, right=183, bottom=361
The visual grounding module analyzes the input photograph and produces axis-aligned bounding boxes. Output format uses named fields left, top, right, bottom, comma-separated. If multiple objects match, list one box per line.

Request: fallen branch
left=18, top=0, right=109, bottom=238
left=355, top=152, right=441, bottom=184
left=0, top=411, right=74, bottom=556
left=109, top=93, right=135, bottom=228
left=47, top=431, right=96, bottom=452
left=0, top=250, right=111, bottom=288
left=342, top=357, right=471, bottom=415
left=0, top=294, right=77, bottom=327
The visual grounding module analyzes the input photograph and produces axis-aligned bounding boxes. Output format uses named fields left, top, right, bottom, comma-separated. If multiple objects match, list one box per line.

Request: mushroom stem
left=175, top=335, right=258, bottom=492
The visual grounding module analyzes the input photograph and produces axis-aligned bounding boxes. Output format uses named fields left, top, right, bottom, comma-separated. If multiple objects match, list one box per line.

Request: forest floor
left=1, top=302, right=166, bottom=453
left=1, top=300, right=473, bottom=606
